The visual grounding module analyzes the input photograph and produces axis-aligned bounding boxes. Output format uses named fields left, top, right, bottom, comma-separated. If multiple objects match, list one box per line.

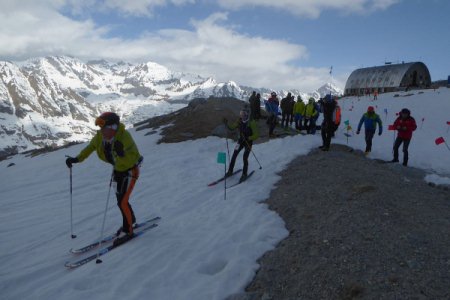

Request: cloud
left=217, top=0, right=401, bottom=18
left=0, top=1, right=343, bottom=91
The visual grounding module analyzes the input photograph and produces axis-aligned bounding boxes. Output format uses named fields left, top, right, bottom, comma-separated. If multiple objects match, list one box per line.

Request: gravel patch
left=230, top=144, right=450, bottom=300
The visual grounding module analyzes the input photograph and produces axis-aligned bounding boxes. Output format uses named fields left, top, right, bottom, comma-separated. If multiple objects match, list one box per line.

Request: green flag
left=344, top=120, right=350, bottom=126
left=217, top=152, right=226, bottom=164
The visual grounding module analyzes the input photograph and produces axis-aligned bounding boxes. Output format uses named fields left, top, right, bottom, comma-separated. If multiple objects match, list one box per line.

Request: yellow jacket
left=304, top=102, right=318, bottom=118
left=293, top=101, right=306, bottom=115
left=76, top=123, right=141, bottom=172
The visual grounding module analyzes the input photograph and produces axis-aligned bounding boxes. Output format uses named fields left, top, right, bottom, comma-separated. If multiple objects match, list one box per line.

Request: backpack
left=334, top=105, right=341, bottom=125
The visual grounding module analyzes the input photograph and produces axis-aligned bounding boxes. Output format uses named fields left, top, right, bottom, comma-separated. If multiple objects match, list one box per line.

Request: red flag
left=435, top=137, right=445, bottom=145
left=447, top=121, right=450, bottom=125
left=388, top=125, right=395, bottom=130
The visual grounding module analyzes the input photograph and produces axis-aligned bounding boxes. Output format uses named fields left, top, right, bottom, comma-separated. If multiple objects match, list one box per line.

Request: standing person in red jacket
left=392, top=108, right=417, bottom=166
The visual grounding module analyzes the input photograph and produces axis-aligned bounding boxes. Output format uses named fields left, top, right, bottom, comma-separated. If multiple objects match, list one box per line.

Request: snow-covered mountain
left=316, top=82, right=344, bottom=98
left=0, top=56, right=249, bottom=156
left=0, top=55, right=339, bottom=156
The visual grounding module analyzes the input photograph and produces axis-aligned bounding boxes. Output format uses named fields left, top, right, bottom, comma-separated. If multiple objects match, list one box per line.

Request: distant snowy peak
left=317, top=82, right=344, bottom=97
left=125, top=62, right=173, bottom=82
left=186, top=80, right=244, bottom=100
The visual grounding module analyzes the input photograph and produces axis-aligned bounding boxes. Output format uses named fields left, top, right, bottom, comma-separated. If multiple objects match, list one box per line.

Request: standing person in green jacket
left=293, top=96, right=306, bottom=131
left=303, top=98, right=318, bottom=134
left=65, top=112, right=143, bottom=242
left=223, top=109, right=259, bottom=183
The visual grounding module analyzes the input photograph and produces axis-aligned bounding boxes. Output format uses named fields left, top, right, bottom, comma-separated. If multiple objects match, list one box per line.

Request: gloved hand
left=66, top=157, right=79, bottom=168
left=356, top=130, right=360, bottom=135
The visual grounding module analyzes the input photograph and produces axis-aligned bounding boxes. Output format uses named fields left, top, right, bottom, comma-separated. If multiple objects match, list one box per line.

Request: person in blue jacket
left=357, top=106, right=383, bottom=154
left=265, top=92, right=280, bottom=137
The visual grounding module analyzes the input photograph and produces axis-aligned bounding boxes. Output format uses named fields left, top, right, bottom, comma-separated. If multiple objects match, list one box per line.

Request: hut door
left=412, top=71, right=418, bottom=86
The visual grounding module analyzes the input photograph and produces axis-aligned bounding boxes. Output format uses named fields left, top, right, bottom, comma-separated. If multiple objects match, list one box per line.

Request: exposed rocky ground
left=229, top=144, right=450, bottom=300
left=134, top=97, right=288, bottom=144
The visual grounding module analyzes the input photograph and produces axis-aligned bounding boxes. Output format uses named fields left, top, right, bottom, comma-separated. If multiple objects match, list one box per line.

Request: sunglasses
left=95, top=117, right=118, bottom=130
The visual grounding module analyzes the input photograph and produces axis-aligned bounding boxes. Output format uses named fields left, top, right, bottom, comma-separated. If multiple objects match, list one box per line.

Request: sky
left=0, top=0, right=449, bottom=92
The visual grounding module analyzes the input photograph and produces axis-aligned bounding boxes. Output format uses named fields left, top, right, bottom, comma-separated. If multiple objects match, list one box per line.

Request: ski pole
left=226, top=134, right=231, bottom=161
left=69, top=167, right=76, bottom=239
left=244, top=139, right=262, bottom=170
left=96, top=170, right=114, bottom=264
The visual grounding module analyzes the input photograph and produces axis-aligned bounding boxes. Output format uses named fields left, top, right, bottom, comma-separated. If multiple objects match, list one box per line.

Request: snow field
left=333, top=88, right=450, bottom=176
left=0, top=125, right=320, bottom=300
left=1, top=87, right=450, bottom=300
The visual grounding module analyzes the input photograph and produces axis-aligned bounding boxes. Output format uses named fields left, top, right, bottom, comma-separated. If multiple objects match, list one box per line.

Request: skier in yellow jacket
left=65, top=112, right=143, bottom=241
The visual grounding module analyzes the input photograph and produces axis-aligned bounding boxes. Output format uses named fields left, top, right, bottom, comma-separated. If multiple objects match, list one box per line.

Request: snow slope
left=0, top=127, right=320, bottom=300
left=1, top=87, right=449, bottom=300
left=333, top=87, right=450, bottom=176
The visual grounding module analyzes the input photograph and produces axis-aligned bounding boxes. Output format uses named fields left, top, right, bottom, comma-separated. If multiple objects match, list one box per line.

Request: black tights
left=228, top=141, right=252, bottom=176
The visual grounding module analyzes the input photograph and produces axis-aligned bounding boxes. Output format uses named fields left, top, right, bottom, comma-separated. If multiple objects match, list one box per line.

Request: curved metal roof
left=344, top=62, right=430, bottom=91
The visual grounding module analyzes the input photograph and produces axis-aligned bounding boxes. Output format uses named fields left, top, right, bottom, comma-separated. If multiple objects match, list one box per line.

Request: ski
left=65, top=221, right=159, bottom=269
left=227, top=170, right=255, bottom=189
left=207, top=169, right=242, bottom=186
left=70, top=216, right=161, bottom=254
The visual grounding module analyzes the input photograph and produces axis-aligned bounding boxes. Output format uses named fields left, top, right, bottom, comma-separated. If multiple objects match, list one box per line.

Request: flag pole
left=224, top=155, right=227, bottom=200
left=445, top=141, right=450, bottom=152
left=346, top=128, right=349, bottom=145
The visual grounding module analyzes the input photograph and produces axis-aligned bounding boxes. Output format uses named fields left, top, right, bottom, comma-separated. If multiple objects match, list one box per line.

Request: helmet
left=401, top=108, right=410, bottom=115
left=95, top=112, right=120, bottom=128
left=367, top=106, right=375, bottom=112
left=297, top=95, right=302, bottom=101
left=271, top=92, right=277, bottom=97
left=240, top=110, right=249, bottom=122
left=308, top=97, right=315, bottom=103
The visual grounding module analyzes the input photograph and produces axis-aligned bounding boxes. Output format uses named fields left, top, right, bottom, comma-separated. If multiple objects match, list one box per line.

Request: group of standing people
left=249, top=90, right=417, bottom=166
left=260, top=92, right=323, bottom=137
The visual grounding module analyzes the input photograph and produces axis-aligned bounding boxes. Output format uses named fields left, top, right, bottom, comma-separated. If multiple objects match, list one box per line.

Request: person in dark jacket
left=392, top=108, right=417, bottom=166
left=287, top=94, right=295, bottom=127
left=319, top=95, right=337, bottom=151
left=248, top=91, right=258, bottom=120
left=254, top=93, right=261, bottom=120
left=357, top=106, right=383, bottom=154
left=223, top=110, right=259, bottom=182
left=280, top=92, right=292, bottom=129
